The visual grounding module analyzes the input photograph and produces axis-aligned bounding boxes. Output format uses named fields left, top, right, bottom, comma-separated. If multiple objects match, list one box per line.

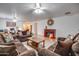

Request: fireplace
left=44, top=29, right=56, bottom=39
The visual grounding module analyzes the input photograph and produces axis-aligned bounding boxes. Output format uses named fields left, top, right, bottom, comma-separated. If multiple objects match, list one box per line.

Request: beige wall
left=31, top=14, right=79, bottom=37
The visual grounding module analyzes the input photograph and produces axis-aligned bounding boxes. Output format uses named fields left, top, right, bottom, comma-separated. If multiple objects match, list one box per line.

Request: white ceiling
left=0, top=3, right=79, bottom=22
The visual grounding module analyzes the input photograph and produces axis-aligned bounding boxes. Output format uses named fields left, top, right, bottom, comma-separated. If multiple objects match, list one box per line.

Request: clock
left=47, top=18, right=54, bottom=25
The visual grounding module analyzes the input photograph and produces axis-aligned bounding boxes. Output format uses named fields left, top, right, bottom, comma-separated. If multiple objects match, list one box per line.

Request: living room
left=0, top=3, right=79, bottom=56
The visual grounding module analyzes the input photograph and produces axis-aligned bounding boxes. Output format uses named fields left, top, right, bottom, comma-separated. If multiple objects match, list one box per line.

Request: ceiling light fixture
left=34, top=3, right=43, bottom=14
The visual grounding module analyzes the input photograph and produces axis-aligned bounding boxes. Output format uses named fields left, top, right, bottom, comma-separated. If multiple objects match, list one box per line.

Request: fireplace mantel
left=44, top=29, right=56, bottom=39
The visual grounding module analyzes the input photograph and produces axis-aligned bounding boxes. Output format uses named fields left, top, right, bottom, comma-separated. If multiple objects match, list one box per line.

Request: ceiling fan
left=33, top=3, right=46, bottom=14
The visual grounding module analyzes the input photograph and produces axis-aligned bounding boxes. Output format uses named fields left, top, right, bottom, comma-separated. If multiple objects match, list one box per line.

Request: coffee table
left=27, top=35, right=46, bottom=49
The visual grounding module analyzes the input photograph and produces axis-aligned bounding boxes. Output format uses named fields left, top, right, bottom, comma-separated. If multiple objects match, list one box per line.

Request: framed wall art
left=6, top=21, right=16, bottom=27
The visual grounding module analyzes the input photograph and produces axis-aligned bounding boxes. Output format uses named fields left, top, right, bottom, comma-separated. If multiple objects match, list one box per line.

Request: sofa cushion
left=19, top=50, right=36, bottom=56
left=61, top=38, right=73, bottom=48
left=37, top=48, right=60, bottom=56
left=53, top=38, right=73, bottom=56
left=14, top=42, right=27, bottom=54
left=0, top=45, right=18, bottom=56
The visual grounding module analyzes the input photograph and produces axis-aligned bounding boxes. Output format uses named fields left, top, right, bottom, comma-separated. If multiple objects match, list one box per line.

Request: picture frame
left=6, top=21, right=16, bottom=27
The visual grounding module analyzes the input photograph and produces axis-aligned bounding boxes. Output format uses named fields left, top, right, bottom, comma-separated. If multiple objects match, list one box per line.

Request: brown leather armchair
left=0, top=43, right=18, bottom=56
